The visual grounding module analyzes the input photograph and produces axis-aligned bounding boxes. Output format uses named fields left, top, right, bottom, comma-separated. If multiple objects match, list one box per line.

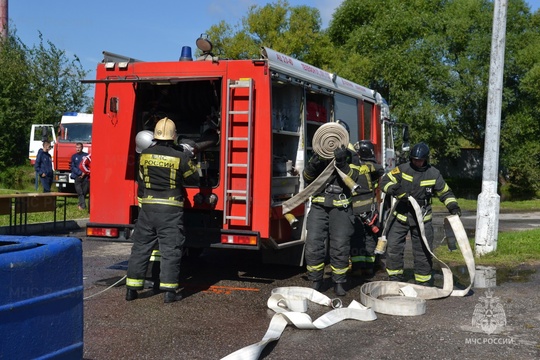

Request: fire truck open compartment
left=133, top=79, right=222, bottom=189
left=84, top=44, right=400, bottom=266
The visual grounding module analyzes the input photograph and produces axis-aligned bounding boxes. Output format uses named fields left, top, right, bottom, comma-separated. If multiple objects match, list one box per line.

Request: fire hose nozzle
left=284, top=213, right=299, bottom=229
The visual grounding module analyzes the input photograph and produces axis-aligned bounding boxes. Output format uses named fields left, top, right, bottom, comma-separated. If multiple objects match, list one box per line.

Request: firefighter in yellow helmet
left=134, top=130, right=161, bottom=292
left=126, top=118, right=199, bottom=303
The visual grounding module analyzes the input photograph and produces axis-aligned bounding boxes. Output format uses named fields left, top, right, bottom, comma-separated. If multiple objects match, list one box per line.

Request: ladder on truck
left=223, top=78, right=254, bottom=226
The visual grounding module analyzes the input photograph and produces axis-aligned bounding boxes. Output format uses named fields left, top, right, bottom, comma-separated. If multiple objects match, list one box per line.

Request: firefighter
left=303, top=120, right=360, bottom=296
left=126, top=118, right=199, bottom=303
left=350, top=140, right=385, bottom=277
left=135, top=130, right=160, bottom=293
left=380, top=142, right=461, bottom=285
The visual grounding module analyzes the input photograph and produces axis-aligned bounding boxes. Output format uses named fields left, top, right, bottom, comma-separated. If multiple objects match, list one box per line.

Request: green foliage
left=327, top=0, right=540, bottom=183
left=26, top=32, right=91, bottom=126
left=0, top=34, right=34, bottom=170
left=0, top=28, right=91, bottom=172
left=204, top=0, right=334, bottom=68
left=0, top=164, right=35, bottom=190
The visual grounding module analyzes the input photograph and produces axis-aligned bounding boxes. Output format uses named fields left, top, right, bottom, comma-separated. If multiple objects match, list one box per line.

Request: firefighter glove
left=448, top=203, right=461, bottom=216
left=308, top=153, right=327, bottom=171
left=334, top=145, right=348, bottom=168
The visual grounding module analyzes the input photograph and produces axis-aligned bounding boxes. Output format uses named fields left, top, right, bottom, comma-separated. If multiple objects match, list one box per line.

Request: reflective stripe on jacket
left=380, top=162, right=457, bottom=224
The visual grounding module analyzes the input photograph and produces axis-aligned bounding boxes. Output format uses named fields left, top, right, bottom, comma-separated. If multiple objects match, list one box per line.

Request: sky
left=7, top=0, right=540, bottom=80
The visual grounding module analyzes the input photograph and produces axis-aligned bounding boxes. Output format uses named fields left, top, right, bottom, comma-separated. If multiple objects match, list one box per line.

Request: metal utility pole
left=0, top=0, right=7, bottom=39
left=475, top=0, right=507, bottom=256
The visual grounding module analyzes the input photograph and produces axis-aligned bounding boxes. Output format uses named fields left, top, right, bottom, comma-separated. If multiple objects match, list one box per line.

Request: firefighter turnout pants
left=385, top=216, right=434, bottom=283
left=127, top=205, right=184, bottom=291
left=305, top=203, right=353, bottom=284
left=350, top=220, right=377, bottom=270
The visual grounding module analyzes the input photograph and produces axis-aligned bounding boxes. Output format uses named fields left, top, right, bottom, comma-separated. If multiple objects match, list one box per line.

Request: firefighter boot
left=388, top=274, right=404, bottom=282
left=125, top=289, right=138, bottom=301
left=334, top=282, right=346, bottom=297
left=164, top=291, right=183, bottom=303
left=312, top=280, right=323, bottom=292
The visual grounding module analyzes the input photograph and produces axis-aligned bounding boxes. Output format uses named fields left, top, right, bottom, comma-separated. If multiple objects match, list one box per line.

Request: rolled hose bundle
left=311, top=123, right=349, bottom=159
left=282, top=122, right=355, bottom=225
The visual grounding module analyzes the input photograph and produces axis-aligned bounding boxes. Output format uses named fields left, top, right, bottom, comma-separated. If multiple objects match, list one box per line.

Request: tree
left=328, top=0, right=540, bottom=196
left=499, top=7, right=540, bottom=195
left=0, top=29, right=91, bottom=171
left=204, top=0, right=334, bottom=68
left=0, top=32, right=34, bottom=170
left=25, top=32, right=91, bottom=126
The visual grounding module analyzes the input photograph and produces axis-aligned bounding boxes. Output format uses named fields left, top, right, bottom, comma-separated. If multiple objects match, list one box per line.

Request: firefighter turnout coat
left=126, top=142, right=199, bottom=291
left=303, top=147, right=362, bottom=284
left=380, top=161, right=459, bottom=283
left=350, top=159, right=385, bottom=271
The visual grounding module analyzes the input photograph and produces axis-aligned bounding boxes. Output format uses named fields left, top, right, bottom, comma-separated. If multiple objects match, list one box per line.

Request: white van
left=29, top=124, right=56, bottom=165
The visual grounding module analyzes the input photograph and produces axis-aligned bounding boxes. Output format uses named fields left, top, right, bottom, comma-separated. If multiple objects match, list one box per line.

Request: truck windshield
left=58, top=124, right=92, bottom=142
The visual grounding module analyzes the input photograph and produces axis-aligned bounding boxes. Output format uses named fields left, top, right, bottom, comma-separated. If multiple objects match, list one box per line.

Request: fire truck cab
left=84, top=37, right=403, bottom=265
left=53, top=112, right=93, bottom=191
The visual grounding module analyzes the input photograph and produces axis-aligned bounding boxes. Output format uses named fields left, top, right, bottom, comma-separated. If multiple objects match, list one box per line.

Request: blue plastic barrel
left=0, top=236, right=83, bottom=359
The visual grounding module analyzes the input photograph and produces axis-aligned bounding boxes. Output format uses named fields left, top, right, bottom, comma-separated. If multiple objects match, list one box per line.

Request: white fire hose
left=360, top=197, right=475, bottom=316
left=282, top=122, right=356, bottom=216
left=221, top=197, right=475, bottom=359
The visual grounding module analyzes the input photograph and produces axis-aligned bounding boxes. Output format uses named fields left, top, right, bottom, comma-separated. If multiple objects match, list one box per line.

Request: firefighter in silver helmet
left=380, top=142, right=460, bottom=285
left=303, top=119, right=361, bottom=296
left=126, top=118, right=199, bottom=303
left=134, top=130, right=161, bottom=292
left=350, top=140, right=384, bottom=277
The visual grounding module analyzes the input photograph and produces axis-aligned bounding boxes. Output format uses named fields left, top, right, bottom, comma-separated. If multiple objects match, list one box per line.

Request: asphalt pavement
left=77, top=212, right=540, bottom=360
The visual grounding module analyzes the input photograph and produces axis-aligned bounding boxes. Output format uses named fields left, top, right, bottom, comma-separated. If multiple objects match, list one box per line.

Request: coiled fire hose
left=282, top=123, right=357, bottom=224
left=221, top=199, right=475, bottom=360
left=359, top=197, right=475, bottom=316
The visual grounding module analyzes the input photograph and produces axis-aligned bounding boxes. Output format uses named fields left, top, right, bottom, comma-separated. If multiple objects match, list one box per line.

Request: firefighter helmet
left=335, top=119, right=350, bottom=134
left=355, top=140, right=375, bottom=160
left=410, top=142, right=430, bottom=161
left=135, top=130, right=155, bottom=153
left=153, top=117, right=176, bottom=140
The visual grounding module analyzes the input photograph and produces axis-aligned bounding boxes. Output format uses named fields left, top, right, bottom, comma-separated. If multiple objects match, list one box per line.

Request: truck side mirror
left=402, top=125, right=410, bottom=152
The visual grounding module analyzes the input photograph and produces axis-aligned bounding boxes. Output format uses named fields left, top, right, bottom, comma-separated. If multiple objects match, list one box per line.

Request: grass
left=0, top=186, right=88, bottom=227
left=432, top=197, right=540, bottom=212
left=432, top=198, right=540, bottom=267
left=435, top=228, right=540, bottom=267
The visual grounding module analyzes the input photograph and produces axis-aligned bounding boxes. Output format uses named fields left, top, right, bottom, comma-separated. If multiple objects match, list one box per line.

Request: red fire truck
left=83, top=37, right=407, bottom=265
left=53, top=112, right=93, bottom=191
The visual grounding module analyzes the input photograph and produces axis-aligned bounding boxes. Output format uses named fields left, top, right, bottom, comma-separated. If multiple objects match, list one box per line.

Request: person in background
left=34, top=141, right=53, bottom=193
left=126, top=118, right=199, bottom=303
left=350, top=140, right=385, bottom=277
left=70, top=143, right=88, bottom=210
left=380, top=142, right=461, bottom=286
